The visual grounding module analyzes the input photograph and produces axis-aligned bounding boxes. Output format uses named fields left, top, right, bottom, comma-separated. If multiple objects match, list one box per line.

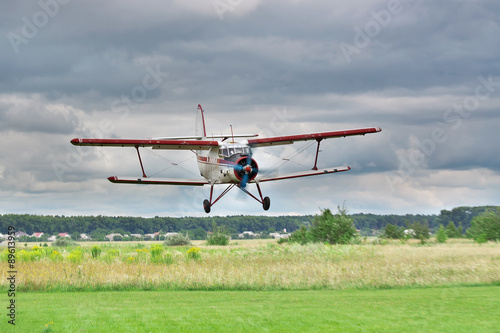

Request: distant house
left=31, top=232, right=44, bottom=238
left=238, top=231, right=258, bottom=239
left=80, top=233, right=91, bottom=240
left=270, top=232, right=291, bottom=239
left=164, top=232, right=178, bottom=237
left=130, top=234, right=143, bottom=238
left=404, top=229, right=415, bottom=237
left=144, top=234, right=156, bottom=240
left=48, top=235, right=57, bottom=242
left=58, top=233, right=71, bottom=238
left=15, top=231, right=28, bottom=238
left=105, top=233, right=123, bottom=241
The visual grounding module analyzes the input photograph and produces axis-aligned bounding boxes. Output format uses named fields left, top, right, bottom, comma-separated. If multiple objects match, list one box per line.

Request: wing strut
left=312, top=138, right=323, bottom=170
left=135, top=146, right=147, bottom=178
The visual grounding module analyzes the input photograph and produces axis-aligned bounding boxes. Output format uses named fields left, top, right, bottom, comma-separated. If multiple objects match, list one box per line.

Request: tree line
left=1, top=206, right=497, bottom=238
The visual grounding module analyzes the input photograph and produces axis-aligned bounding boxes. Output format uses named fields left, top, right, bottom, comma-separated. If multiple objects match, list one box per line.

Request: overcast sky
left=1, top=0, right=499, bottom=217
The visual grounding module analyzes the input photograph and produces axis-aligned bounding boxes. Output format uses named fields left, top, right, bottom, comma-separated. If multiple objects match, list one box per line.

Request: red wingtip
left=70, top=138, right=80, bottom=145
left=107, top=176, right=118, bottom=182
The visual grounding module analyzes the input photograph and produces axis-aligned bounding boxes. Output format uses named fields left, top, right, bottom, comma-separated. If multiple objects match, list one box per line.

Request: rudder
left=195, top=104, right=207, bottom=139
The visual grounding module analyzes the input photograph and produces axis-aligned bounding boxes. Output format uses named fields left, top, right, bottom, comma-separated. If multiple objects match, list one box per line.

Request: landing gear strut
left=202, top=182, right=271, bottom=213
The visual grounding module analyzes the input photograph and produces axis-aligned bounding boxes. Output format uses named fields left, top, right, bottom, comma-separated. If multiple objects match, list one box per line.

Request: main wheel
left=263, top=196, right=271, bottom=211
left=203, top=199, right=211, bottom=214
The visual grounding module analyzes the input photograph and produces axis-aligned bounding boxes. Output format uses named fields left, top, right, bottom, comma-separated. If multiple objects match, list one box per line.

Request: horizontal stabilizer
left=107, top=176, right=209, bottom=186
left=254, top=166, right=350, bottom=183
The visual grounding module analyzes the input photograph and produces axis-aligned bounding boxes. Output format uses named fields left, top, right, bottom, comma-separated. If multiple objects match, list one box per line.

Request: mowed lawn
left=3, top=286, right=499, bottom=332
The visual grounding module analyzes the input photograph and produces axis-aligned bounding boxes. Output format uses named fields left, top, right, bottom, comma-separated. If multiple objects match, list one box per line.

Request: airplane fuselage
left=196, top=142, right=258, bottom=185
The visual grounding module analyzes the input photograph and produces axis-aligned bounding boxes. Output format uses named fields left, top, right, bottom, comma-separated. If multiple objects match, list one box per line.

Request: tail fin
left=195, top=104, right=207, bottom=139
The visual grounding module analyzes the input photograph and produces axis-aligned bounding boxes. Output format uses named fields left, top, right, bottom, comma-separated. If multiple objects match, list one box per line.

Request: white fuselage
left=196, top=142, right=256, bottom=184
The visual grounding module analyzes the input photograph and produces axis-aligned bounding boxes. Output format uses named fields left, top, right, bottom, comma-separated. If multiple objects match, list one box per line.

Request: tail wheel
left=263, top=196, right=271, bottom=211
left=203, top=199, right=211, bottom=214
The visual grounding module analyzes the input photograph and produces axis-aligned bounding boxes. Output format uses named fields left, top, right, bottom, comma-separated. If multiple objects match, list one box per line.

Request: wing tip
left=70, top=138, right=80, bottom=145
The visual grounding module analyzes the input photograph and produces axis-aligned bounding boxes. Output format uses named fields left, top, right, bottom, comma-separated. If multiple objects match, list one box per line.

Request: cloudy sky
left=1, top=0, right=499, bottom=217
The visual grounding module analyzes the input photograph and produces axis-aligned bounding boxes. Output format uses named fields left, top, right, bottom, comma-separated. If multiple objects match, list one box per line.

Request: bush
left=408, top=221, right=430, bottom=244
left=436, top=225, right=448, bottom=243
left=91, top=245, right=102, bottom=259
left=206, top=224, right=230, bottom=246
left=287, top=226, right=312, bottom=245
left=150, top=244, right=164, bottom=263
left=383, top=223, right=405, bottom=239
left=186, top=247, right=201, bottom=261
left=467, top=208, right=500, bottom=242
left=309, top=206, right=358, bottom=245
left=164, top=233, right=191, bottom=246
left=68, top=248, right=84, bottom=264
left=52, top=237, right=77, bottom=247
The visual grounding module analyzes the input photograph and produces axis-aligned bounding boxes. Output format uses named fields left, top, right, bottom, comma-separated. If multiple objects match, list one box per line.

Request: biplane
left=71, top=105, right=381, bottom=213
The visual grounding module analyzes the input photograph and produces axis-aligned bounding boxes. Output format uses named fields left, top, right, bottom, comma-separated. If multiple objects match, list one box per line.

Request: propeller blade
left=240, top=173, right=249, bottom=188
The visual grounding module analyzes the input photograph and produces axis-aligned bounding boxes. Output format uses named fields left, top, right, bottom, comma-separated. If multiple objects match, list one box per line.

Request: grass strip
left=2, top=286, right=499, bottom=332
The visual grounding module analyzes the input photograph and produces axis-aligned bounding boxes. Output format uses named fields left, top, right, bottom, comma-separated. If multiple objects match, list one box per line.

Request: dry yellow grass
left=2, top=241, right=499, bottom=291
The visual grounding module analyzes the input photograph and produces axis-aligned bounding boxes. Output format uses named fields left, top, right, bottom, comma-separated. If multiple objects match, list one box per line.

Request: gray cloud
left=0, top=0, right=499, bottom=216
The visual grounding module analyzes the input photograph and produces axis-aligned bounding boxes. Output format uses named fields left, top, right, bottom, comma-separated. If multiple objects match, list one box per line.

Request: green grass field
left=1, top=239, right=499, bottom=331
left=2, top=286, right=499, bottom=332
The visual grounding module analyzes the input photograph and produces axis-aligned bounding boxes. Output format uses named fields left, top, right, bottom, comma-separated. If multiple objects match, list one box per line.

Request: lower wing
left=253, top=166, right=350, bottom=183
left=107, top=176, right=209, bottom=186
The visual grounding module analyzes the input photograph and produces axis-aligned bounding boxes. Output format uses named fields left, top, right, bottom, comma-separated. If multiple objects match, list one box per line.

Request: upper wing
left=253, top=166, right=350, bottom=183
left=70, top=138, right=219, bottom=150
left=247, top=127, right=381, bottom=148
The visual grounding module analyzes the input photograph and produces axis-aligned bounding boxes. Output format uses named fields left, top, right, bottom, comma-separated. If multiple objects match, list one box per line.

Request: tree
left=436, top=225, right=448, bottom=243
left=309, top=206, right=358, bottom=245
left=383, top=223, right=404, bottom=239
left=206, top=223, right=230, bottom=246
left=287, top=226, right=312, bottom=245
left=467, top=208, right=500, bottom=242
left=408, top=221, right=430, bottom=244
left=446, top=221, right=459, bottom=238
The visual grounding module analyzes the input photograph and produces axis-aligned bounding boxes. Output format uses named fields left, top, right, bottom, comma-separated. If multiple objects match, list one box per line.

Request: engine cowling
left=233, top=156, right=259, bottom=183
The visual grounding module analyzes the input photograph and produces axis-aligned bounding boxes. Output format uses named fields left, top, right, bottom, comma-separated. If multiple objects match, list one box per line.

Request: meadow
left=1, top=239, right=499, bottom=292
left=1, top=239, right=499, bottom=332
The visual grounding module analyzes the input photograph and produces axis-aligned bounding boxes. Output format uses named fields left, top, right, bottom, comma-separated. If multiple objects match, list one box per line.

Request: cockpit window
left=219, top=145, right=252, bottom=157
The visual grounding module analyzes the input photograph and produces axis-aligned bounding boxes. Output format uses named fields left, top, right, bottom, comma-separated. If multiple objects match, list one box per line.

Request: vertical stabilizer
left=195, top=104, right=207, bottom=139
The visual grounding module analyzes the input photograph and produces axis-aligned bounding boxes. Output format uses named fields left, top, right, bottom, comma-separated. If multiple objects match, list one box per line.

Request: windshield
left=219, top=145, right=251, bottom=157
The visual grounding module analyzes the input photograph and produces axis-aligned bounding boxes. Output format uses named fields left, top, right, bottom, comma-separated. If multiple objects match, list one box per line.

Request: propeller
left=234, top=156, right=258, bottom=189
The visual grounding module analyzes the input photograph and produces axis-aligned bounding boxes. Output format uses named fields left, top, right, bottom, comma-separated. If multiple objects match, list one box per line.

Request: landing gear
left=203, top=199, right=211, bottom=214
left=263, top=196, right=271, bottom=211
left=202, top=182, right=271, bottom=213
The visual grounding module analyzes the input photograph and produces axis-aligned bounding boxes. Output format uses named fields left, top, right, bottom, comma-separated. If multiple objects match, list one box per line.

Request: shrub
left=467, top=208, right=500, bottom=242
left=408, top=221, right=430, bottom=244
left=150, top=244, right=164, bottom=263
left=206, top=224, right=230, bottom=246
left=52, top=237, right=77, bottom=247
left=383, top=223, right=405, bottom=239
left=436, top=225, right=448, bottom=243
left=49, top=250, right=63, bottom=262
left=91, top=245, right=102, bottom=259
left=309, top=205, right=358, bottom=245
left=287, top=226, right=312, bottom=245
left=68, top=248, right=84, bottom=264
left=186, top=247, right=201, bottom=261
left=164, top=233, right=191, bottom=246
